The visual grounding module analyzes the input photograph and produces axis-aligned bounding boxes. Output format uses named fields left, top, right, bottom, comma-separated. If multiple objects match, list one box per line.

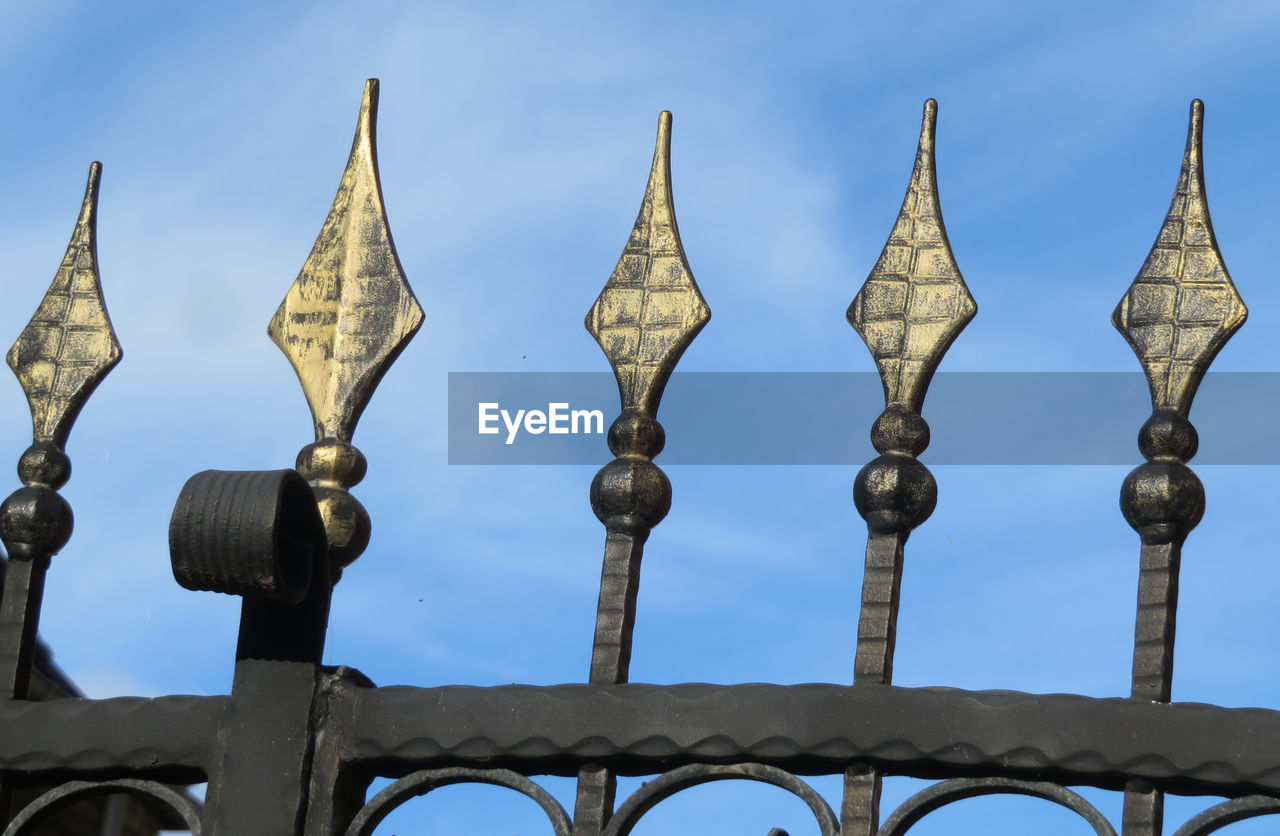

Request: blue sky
left=4, top=1, right=1280, bottom=833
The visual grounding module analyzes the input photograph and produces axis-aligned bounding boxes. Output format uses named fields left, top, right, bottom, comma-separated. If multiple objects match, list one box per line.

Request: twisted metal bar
left=842, top=99, right=975, bottom=835
left=1113, top=100, right=1245, bottom=836
left=575, top=111, right=710, bottom=836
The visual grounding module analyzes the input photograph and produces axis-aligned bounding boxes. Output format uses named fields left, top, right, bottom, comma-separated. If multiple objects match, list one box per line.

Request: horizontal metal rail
left=8, top=682, right=1278, bottom=797
left=0, top=694, right=222, bottom=782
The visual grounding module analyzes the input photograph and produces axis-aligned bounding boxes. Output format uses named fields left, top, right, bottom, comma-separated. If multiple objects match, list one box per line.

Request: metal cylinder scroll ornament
left=169, top=469, right=326, bottom=603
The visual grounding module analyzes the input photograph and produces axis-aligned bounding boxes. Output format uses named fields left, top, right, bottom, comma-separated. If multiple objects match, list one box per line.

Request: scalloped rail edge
left=6, top=684, right=1280, bottom=797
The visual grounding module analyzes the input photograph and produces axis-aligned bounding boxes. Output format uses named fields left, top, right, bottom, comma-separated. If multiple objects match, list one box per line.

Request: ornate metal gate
left=0, top=79, right=1272, bottom=835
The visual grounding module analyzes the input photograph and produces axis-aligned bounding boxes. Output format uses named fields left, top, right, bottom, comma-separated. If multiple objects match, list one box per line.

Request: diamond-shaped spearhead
left=268, top=79, right=424, bottom=443
left=1113, top=100, right=1245, bottom=416
left=7, top=162, right=122, bottom=448
left=849, top=100, right=975, bottom=413
left=586, top=112, right=709, bottom=417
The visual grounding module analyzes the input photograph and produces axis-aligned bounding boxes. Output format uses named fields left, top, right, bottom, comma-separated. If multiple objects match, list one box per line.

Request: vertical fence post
left=196, top=78, right=422, bottom=836
left=0, top=162, right=121, bottom=700
left=842, top=99, right=976, bottom=836
left=575, top=111, right=710, bottom=836
left=0, top=162, right=121, bottom=826
left=1113, top=100, right=1245, bottom=836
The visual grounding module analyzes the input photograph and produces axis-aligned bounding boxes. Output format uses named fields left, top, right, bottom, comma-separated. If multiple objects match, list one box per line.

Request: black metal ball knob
left=17, top=443, right=70, bottom=489
left=1137, top=409, right=1198, bottom=462
left=854, top=453, right=937, bottom=534
left=0, top=485, right=73, bottom=560
left=590, top=457, right=672, bottom=535
left=1120, top=460, right=1205, bottom=545
left=870, top=406, right=930, bottom=457
left=607, top=412, right=666, bottom=459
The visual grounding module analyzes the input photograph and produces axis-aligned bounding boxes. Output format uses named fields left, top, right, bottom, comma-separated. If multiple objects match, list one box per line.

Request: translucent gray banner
left=447, top=372, right=1275, bottom=465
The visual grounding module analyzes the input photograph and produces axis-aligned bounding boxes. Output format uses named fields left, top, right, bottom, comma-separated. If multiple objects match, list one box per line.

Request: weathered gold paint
left=1113, top=100, right=1246, bottom=416
left=848, top=100, right=975, bottom=415
left=268, top=79, right=422, bottom=574
left=268, top=78, right=424, bottom=444
left=7, top=162, right=122, bottom=448
left=586, top=112, right=709, bottom=417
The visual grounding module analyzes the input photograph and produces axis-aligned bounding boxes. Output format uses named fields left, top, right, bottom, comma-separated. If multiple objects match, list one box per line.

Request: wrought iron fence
left=0, top=79, right=1273, bottom=835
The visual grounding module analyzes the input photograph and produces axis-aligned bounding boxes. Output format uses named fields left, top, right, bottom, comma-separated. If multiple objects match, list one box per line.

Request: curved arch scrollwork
left=602, top=763, right=839, bottom=836
left=877, top=777, right=1116, bottom=836
left=3, top=779, right=202, bottom=836
left=343, top=766, right=572, bottom=836
left=1172, top=795, right=1280, bottom=836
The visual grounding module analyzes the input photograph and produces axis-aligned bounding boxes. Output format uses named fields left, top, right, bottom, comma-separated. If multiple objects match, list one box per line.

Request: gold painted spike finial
left=7, top=162, right=122, bottom=447
left=586, top=111, right=710, bottom=416
left=268, top=78, right=424, bottom=443
left=1113, top=100, right=1245, bottom=416
left=848, top=100, right=975, bottom=414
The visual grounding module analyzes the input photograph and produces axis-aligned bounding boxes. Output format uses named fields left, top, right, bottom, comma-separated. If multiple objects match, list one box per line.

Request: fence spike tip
left=586, top=108, right=708, bottom=417
left=1113, top=99, right=1244, bottom=415
left=7, top=162, right=121, bottom=448
left=848, top=100, right=973, bottom=413
left=268, top=78, right=422, bottom=444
